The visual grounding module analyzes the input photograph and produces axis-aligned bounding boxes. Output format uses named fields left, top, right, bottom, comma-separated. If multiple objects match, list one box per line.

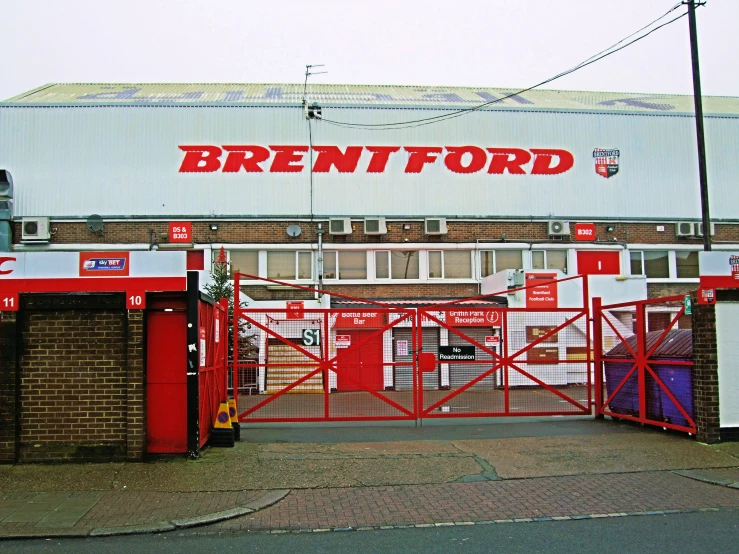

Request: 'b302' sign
left=574, top=223, right=596, bottom=241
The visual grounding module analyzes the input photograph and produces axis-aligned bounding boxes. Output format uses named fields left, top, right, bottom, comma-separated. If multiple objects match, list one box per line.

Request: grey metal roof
left=3, top=83, right=739, bottom=116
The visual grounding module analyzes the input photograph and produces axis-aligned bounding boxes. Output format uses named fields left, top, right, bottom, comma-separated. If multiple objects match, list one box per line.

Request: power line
left=320, top=4, right=693, bottom=132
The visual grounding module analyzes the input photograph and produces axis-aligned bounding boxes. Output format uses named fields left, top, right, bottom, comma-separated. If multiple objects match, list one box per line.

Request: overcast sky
left=2, top=0, right=737, bottom=101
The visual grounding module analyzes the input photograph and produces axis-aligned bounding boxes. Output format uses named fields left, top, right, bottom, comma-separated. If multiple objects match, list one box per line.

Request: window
left=375, top=251, right=389, bottom=279
left=391, top=251, right=419, bottom=279
left=429, top=250, right=472, bottom=279
left=227, top=251, right=258, bottom=278
left=531, top=250, right=567, bottom=273
left=480, top=250, right=523, bottom=277
left=630, top=250, right=669, bottom=278
left=676, top=250, right=699, bottom=278
left=266, top=251, right=312, bottom=280
left=322, top=251, right=367, bottom=279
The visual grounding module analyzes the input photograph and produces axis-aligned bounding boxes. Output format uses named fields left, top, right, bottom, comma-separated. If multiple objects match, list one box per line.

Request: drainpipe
left=316, top=223, right=324, bottom=300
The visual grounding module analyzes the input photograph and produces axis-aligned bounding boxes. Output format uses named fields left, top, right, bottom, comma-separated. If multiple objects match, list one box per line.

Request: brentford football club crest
left=593, top=148, right=620, bottom=178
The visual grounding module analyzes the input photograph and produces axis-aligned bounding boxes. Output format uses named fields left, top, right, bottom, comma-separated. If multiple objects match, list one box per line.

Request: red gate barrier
left=198, top=298, right=228, bottom=446
left=593, top=295, right=695, bottom=434
left=233, top=305, right=417, bottom=423
left=417, top=304, right=591, bottom=418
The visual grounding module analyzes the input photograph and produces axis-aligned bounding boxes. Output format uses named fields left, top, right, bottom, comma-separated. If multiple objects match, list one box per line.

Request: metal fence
left=593, top=295, right=695, bottom=434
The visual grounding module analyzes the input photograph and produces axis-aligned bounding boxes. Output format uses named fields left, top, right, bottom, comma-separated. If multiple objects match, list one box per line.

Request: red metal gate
left=198, top=298, right=229, bottom=447
left=593, top=295, right=695, bottom=434
left=418, top=277, right=591, bottom=419
left=233, top=303, right=418, bottom=423
left=232, top=272, right=597, bottom=424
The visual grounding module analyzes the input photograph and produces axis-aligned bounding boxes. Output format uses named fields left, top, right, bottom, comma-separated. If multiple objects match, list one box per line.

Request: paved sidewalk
left=1, top=420, right=737, bottom=538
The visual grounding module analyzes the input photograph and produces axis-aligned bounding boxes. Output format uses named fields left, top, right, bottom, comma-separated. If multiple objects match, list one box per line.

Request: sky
left=2, top=0, right=737, bottom=101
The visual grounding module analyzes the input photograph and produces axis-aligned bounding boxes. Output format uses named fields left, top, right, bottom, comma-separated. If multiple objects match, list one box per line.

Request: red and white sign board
left=525, top=272, right=558, bottom=309
left=484, top=335, right=500, bottom=348
left=698, top=287, right=716, bottom=305
left=0, top=251, right=187, bottom=294
left=699, top=251, right=739, bottom=289
left=80, top=252, right=130, bottom=276
left=574, top=223, right=596, bottom=241
left=0, top=292, right=19, bottom=312
left=446, top=309, right=502, bottom=327
left=396, top=340, right=409, bottom=357
left=169, top=222, right=192, bottom=243
left=199, top=327, right=206, bottom=367
left=286, top=301, right=304, bottom=319
left=334, top=311, right=386, bottom=328
left=126, top=291, right=146, bottom=309
left=335, top=335, right=351, bottom=348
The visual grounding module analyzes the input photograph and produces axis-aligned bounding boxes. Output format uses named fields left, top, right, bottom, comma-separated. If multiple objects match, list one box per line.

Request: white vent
left=675, top=221, right=695, bottom=237
left=424, top=218, right=448, bottom=235
left=329, top=218, right=352, bottom=235
left=694, top=222, right=715, bottom=237
left=21, top=217, right=51, bottom=242
left=547, top=220, right=570, bottom=236
left=364, top=218, right=387, bottom=235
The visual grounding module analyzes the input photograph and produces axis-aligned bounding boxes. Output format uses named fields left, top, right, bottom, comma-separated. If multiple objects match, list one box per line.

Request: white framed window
left=480, top=250, right=523, bottom=277
left=375, top=251, right=390, bottom=279
left=323, top=251, right=367, bottom=280
left=267, top=251, right=312, bottom=280
left=391, top=250, right=420, bottom=279
left=675, top=250, right=700, bottom=278
left=531, top=250, right=568, bottom=273
left=228, top=250, right=259, bottom=278
left=428, top=250, right=472, bottom=279
left=630, top=250, right=669, bottom=278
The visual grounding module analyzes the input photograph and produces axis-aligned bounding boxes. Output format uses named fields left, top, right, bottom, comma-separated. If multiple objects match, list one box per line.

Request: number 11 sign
left=0, top=292, right=19, bottom=312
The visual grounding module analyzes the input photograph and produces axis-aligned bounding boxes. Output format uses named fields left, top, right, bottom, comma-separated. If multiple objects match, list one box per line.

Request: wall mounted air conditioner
left=547, top=220, right=570, bottom=237
left=424, top=218, right=448, bottom=235
left=21, top=216, right=51, bottom=242
left=694, top=222, right=715, bottom=237
left=675, top=221, right=695, bottom=237
left=329, top=218, right=352, bottom=235
left=364, top=217, right=387, bottom=235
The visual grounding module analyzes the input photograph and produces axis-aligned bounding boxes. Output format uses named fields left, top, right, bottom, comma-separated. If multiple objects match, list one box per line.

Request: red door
left=336, top=330, right=384, bottom=392
left=576, top=251, right=621, bottom=275
left=147, top=310, right=188, bottom=453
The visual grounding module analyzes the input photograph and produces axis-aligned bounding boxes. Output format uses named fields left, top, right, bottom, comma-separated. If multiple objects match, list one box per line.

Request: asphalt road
left=3, top=508, right=738, bottom=554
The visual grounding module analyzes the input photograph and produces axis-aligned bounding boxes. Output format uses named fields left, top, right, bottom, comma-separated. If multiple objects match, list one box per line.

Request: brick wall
left=126, top=310, right=146, bottom=461
left=0, top=312, right=18, bottom=462
left=647, top=283, right=697, bottom=299
left=243, top=282, right=480, bottom=301
left=14, top=220, right=739, bottom=247
left=0, top=294, right=148, bottom=463
left=691, top=292, right=721, bottom=444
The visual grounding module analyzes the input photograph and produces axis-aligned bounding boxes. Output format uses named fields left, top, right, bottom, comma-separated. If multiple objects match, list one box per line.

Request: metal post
left=592, top=297, right=604, bottom=418
left=186, top=271, right=200, bottom=459
left=686, top=0, right=711, bottom=251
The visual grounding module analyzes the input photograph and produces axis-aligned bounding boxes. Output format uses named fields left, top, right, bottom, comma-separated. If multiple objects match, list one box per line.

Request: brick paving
left=211, top=472, right=739, bottom=532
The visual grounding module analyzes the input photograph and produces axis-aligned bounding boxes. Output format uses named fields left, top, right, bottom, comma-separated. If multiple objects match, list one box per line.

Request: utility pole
left=685, top=0, right=711, bottom=251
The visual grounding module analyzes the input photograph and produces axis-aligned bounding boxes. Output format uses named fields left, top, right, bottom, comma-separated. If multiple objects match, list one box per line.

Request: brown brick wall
left=18, top=301, right=128, bottom=462
left=126, top=310, right=146, bottom=461
left=0, top=312, right=18, bottom=462
left=14, top=220, right=739, bottom=247
left=647, top=283, right=697, bottom=299
left=691, top=293, right=721, bottom=444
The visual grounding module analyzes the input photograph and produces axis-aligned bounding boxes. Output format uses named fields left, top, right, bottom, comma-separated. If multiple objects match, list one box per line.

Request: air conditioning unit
left=694, top=222, right=715, bottom=237
left=424, top=218, right=448, bottom=235
left=329, top=218, right=352, bottom=235
left=547, top=220, right=570, bottom=237
left=364, top=217, right=387, bottom=235
left=21, top=216, right=51, bottom=242
left=675, top=221, right=695, bottom=237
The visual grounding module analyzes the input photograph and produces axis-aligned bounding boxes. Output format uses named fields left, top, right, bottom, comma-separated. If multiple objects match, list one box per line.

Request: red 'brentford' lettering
left=177, top=145, right=575, bottom=176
